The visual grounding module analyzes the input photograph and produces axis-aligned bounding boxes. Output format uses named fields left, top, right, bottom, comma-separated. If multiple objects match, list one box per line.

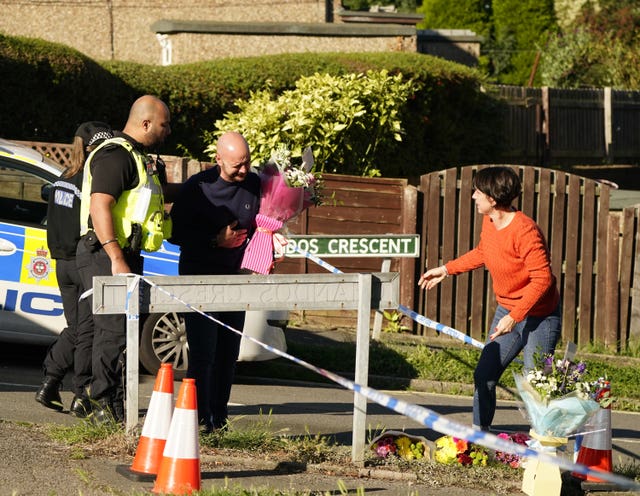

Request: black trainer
left=35, top=377, right=63, bottom=411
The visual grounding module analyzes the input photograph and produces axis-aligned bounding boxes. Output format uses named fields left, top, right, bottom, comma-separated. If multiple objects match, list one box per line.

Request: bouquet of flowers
left=433, top=435, right=489, bottom=467
left=514, top=353, right=601, bottom=438
left=494, top=432, right=530, bottom=468
left=370, top=431, right=428, bottom=461
left=240, top=145, right=322, bottom=274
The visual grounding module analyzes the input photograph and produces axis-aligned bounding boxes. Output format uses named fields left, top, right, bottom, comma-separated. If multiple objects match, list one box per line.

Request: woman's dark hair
left=472, top=166, right=521, bottom=208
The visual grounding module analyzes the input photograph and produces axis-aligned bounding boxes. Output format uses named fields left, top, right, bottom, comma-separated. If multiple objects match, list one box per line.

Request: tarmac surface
left=0, top=328, right=639, bottom=495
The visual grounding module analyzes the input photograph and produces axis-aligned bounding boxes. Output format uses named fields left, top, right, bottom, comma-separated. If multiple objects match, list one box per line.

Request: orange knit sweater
left=445, top=211, right=559, bottom=322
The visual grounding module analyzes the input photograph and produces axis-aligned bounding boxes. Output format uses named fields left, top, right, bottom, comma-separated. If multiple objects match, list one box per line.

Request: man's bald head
left=216, top=132, right=251, bottom=182
left=122, top=95, right=171, bottom=150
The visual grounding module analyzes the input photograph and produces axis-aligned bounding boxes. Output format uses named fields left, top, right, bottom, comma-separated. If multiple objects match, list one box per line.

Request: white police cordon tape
left=291, top=245, right=486, bottom=349
left=117, top=273, right=639, bottom=491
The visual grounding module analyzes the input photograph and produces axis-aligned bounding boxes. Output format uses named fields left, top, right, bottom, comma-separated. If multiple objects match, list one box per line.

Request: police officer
left=76, top=95, right=172, bottom=423
left=36, top=122, right=113, bottom=417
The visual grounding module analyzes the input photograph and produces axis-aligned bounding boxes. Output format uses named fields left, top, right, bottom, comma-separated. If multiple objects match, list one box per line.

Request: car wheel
left=140, top=312, right=188, bottom=379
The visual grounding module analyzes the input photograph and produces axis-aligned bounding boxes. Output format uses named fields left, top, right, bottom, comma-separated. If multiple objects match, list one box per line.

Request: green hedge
left=0, top=33, right=505, bottom=177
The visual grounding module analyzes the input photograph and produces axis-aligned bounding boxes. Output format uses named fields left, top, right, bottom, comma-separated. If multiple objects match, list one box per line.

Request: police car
left=0, top=138, right=287, bottom=378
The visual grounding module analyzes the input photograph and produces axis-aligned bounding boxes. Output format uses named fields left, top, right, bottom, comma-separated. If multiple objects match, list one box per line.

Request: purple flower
left=542, top=355, right=554, bottom=375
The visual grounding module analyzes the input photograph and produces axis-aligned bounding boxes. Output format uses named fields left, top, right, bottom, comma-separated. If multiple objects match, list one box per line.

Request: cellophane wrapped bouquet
left=514, top=354, right=601, bottom=438
left=370, top=431, right=429, bottom=461
left=240, top=145, right=322, bottom=274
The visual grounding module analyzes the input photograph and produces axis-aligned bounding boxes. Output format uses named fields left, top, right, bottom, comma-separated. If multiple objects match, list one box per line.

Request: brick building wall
left=0, top=1, right=479, bottom=66
left=0, top=0, right=329, bottom=64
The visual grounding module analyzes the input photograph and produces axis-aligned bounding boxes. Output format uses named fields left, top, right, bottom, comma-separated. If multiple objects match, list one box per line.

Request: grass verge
left=238, top=328, right=640, bottom=413
left=42, top=413, right=639, bottom=496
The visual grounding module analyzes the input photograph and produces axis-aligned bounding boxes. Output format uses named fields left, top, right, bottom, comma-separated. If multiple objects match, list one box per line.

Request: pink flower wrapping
left=240, top=167, right=305, bottom=274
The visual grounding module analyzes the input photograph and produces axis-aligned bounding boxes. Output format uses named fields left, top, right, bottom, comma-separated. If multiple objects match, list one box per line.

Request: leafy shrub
left=206, top=70, right=417, bottom=177
left=417, top=0, right=491, bottom=39
left=539, top=4, right=640, bottom=90
left=491, top=0, right=557, bottom=86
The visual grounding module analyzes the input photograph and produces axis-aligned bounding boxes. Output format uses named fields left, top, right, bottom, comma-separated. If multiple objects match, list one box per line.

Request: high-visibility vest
left=80, top=137, right=170, bottom=252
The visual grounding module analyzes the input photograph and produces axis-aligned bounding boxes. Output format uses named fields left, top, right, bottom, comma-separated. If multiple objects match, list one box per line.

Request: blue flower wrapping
left=515, top=373, right=600, bottom=437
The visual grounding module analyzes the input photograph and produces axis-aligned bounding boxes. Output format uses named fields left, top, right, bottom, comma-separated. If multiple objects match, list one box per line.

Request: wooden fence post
left=604, top=87, right=613, bottom=163
left=605, top=214, right=620, bottom=350
left=541, top=86, right=551, bottom=167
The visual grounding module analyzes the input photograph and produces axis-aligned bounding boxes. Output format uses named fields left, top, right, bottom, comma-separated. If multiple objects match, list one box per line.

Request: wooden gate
left=618, top=205, right=640, bottom=349
left=418, top=165, right=615, bottom=348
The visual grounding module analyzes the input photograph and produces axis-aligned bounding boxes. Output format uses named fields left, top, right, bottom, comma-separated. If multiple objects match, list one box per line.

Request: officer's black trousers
left=43, top=258, right=94, bottom=397
left=76, top=234, right=142, bottom=403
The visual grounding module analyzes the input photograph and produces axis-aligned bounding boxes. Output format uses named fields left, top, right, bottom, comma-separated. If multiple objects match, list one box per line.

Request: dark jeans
left=185, top=310, right=245, bottom=428
left=76, top=234, right=142, bottom=403
left=473, top=304, right=561, bottom=428
left=43, top=258, right=94, bottom=397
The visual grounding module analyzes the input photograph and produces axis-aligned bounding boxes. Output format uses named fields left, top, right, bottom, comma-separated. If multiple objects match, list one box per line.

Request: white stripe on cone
left=581, top=408, right=612, bottom=450
left=141, top=391, right=173, bottom=439
left=162, top=408, right=199, bottom=459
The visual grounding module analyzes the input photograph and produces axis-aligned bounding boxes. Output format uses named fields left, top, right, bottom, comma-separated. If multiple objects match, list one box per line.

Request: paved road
left=2, top=342, right=638, bottom=464
left=0, top=341, right=639, bottom=495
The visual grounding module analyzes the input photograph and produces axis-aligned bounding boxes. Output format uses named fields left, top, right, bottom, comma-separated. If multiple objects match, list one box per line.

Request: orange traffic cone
left=152, top=378, right=200, bottom=494
left=117, top=363, right=175, bottom=481
left=573, top=381, right=613, bottom=483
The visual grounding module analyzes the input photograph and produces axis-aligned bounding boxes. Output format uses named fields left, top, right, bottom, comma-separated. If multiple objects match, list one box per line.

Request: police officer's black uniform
left=36, top=122, right=112, bottom=417
left=75, top=132, right=146, bottom=422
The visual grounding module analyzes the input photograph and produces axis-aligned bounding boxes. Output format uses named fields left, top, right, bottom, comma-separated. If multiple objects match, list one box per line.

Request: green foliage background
left=418, top=0, right=491, bottom=39
left=0, top=33, right=505, bottom=178
left=417, top=0, right=639, bottom=89
left=490, top=0, right=557, bottom=86
left=539, top=1, right=640, bottom=89
left=207, top=70, right=417, bottom=177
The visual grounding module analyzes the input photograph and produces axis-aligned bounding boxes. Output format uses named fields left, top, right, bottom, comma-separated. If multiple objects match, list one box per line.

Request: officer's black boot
left=92, top=397, right=124, bottom=425
left=35, top=376, right=63, bottom=411
left=69, top=395, right=91, bottom=418
left=91, top=397, right=116, bottom=425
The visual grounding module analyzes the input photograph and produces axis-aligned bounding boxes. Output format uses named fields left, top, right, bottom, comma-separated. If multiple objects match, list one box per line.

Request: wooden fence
left=495, top=86, right=640, bottom=175
left=16, top=140, right=419, bottom=329
left=15, top=140, right=640, bottom=349
left=274, top=174, right=418, bottom=328
left=418, top=165, right=639, bottom=351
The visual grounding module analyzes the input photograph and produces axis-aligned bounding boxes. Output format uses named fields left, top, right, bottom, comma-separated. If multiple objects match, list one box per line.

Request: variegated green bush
left=206, top=70, right=418, bottom=177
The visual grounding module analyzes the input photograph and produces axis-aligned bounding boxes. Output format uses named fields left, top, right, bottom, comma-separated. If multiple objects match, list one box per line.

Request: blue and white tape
left=123, top=273, right=639, bottom=490
left=292, top=245, right=485, bottom=349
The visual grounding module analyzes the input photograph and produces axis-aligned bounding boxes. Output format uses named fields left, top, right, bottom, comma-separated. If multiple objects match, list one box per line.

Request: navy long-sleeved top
left=169, top=166, right=260, bottom=275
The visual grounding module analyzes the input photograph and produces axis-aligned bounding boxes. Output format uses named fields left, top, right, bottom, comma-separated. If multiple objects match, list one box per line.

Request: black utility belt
left=83, top=224, right=143, bottom=253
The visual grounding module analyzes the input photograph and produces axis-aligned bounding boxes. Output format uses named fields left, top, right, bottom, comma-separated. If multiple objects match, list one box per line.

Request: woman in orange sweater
left=418, top=166, right=561, bottom=430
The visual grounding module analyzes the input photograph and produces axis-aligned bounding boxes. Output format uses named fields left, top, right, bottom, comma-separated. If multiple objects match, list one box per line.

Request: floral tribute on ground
left=240, top=145, right=322, bottom=275
left=494, top=432, right=531, bottom=468
left=514, top=352, right=607, bottom=439
left=434, top=435, right=489, bottom=466
left=432, top=433, right=531, bottom=468
left=370, top=430, right=532, bottom=469
left=370, top=431, right=429, bottom=461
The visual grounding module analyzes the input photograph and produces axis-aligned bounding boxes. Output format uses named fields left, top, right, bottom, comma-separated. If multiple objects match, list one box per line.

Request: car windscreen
left=0, top=159, right=54, bottom=226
